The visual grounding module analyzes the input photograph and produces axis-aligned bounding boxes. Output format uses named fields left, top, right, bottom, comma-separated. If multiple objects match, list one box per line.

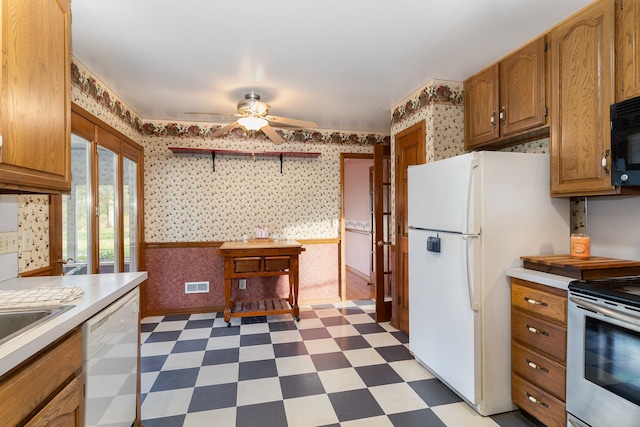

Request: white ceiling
left=71, top=0, right=595, bottom=134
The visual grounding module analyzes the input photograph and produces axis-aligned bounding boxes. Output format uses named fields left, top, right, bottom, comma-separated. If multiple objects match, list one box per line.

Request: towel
left=0, top=286, right=84, bottom=309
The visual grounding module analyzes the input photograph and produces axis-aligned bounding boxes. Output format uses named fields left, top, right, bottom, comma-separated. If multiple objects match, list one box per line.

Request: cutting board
left=520, top=254, right=640, bottom=280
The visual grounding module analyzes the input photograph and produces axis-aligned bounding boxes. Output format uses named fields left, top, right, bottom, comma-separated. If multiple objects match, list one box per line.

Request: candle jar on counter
left=571, top=233, right=591, bottom=258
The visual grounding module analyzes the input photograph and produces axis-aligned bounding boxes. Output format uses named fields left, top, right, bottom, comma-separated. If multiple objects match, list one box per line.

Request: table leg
left=291, top=255, right=300, bottom=321
left=223, top=276, right=232, bottom=323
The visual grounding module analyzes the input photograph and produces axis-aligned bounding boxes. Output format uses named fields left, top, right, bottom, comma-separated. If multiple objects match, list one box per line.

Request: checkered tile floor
left=140, top=300, right=536, bottom=427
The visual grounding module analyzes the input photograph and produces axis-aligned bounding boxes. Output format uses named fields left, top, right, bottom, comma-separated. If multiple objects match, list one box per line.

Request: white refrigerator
left=408, top=151, right=569, bottom=416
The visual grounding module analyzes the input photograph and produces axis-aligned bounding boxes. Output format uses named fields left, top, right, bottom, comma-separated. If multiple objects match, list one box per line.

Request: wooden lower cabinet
left=510, top=278, right=567, bottom=427
left=0, top=329, right=83, bottom=426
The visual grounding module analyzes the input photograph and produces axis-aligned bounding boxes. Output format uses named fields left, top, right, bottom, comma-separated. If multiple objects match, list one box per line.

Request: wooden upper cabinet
left=617, top=0, right=640, bottom=101
left=549, top=0, right=617, bottom=196
left=464, top=64, right=499, bottom=148
left=0, top=0, right=71, bottom=193
left=464, top=36, right=547, bottom=150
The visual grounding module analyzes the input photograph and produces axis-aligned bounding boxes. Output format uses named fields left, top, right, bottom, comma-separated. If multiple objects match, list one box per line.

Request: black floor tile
left=279, top=372, right=325, bottom=399
left=188, top=383, right=237, bottom=412
left=238, top=359, right=278, bottom=381
left=202, top=348, right=239, bottom=366
left=310, top=304, right=335, bottom=309
left=390, top=330, right=409, bottom=344
left=334, top=335, right=371, bottom=351
left=352, top=300, right=375, bottom=306
left=409, top=378, right=463, bottom=407
left=172, top=338, right=208, bottom=354
left=241, top=315, right=268, bottom=324
left=376, top=344, right=414, bottom=362
left=140, top=322, right=158, bottom=333
left=337, top=306, right=365, bottom=315
left=273, top=341, right=308, bottom=358
left=211, top=325, right=241, bottom=337
left=163, top=314, right=191, bottom=321
left=268, top=320, right=297, bottom=332
left=299, top=327, right=331, bottom=340
left=235, top=401, right=288, bottom=427
left=239, top=333, right=272, bottom=346
left=356, top=364, right=404, bottom=387
left=149, top=367, right=199, bottom=392
left=184, top=318, right=214, bottom=329
left=320, top=316, right=351, bottom=327
left=328, top=388, right=384, bottom=422
left=142, top=415, right=185, bottom=427
left=140, top=355, right=168, bottom=373
left=145, top=330, right=182, bottom=343
left=310, top=352, right=352, bottom=371
left=353, top=322, right=387, bottom=335
left=388, top=408, right=446, bottom=427
left=491, top=410, right=540, bottom=427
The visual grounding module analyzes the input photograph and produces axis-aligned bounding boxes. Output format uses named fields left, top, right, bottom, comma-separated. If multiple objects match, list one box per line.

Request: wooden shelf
left=168, top=147, right=321, bottom=173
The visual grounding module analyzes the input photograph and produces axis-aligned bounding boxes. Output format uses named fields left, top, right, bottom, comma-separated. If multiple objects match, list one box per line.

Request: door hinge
left=544, top=41, right=548, bottom=52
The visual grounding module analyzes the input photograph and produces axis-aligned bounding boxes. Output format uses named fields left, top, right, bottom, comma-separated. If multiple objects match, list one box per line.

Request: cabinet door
left=550, top=0, right=616, bottom=196
left=464, top=64, right=499, bottom=149
left=0, top=0, right=71, bottom=193
left=499, top=37, right=546, bottom=137
left=617, top=0, right=640, bottom=100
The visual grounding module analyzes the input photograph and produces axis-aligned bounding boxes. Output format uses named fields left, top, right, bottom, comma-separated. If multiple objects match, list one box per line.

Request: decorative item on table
left=254, top=226, right=270, bottom=239
left=570, top=233, right=591, bottom=258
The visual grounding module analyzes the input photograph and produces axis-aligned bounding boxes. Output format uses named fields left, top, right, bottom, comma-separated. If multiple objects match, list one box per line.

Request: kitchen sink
left=0, top=305, right=72, bottom=346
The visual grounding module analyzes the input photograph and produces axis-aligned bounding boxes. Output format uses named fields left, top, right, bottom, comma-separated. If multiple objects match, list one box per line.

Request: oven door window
left=585, top=316, right=640, bottom=406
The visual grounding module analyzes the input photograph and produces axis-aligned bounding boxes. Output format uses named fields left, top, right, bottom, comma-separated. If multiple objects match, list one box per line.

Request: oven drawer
left=511, top=279, right=567, bottom=323
left=512, top=341, right=566, bottom=400
left=512, top=373, right=566, bottom=427
left=512, top=308, right=567, bottom=362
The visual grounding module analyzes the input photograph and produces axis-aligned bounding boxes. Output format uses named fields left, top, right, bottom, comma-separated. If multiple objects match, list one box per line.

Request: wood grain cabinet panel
left=510, top=278, right=567, bottom=427
left=0, top=0, right=71, bottom=193
left=464, top=36, right=547, bottom=149
left=617, top=0, right=640, bottom=101
left=549, top=0, right=617, bottom=196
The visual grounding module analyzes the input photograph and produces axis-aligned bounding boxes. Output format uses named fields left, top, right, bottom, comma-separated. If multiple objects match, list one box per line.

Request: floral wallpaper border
left=391, top=80, right=463, bottom=126
left=71, top=59, right=390, bottom=146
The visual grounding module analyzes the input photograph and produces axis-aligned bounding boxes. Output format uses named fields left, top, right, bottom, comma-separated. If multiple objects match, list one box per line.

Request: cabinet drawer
left=512, top=309, right=566, bottom=362
left=512, top=341, right=566, bottom=400
left=264, top=256, right=289, bottom=271
left=234, top=257, right=261, bottom=273
left=511, top=280, right=567, bottom=323
left=512, top=373, right=566, bottom=427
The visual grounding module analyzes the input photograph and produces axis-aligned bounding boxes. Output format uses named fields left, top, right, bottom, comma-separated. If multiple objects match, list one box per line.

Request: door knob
left=376, top=240, right=390, bottom=247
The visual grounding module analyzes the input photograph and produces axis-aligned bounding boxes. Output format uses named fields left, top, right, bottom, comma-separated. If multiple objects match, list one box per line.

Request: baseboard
left=143, top=305, right=225, bottom=318
left=346, top=265, right=371, bottom=284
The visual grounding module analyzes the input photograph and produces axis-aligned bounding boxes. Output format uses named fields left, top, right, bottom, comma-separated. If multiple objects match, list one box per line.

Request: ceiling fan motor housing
left=237, top=92, right=269, bottom=117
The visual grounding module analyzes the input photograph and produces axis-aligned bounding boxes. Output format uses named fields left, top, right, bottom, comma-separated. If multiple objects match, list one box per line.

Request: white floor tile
left=239, top=343, right=275, bottom=362
left=343, top=348, right=387, bottom=367
left=183, top=407, right=236, bottom=427
left=206, top=335, right=240, bottom=350
left=340, top=415, right=394, bottom=427
left=178, top=327, right=212, bottom=340
left=240, top=323, right=270, bottom=335
left=161, top=351, right=205, bottom=370
left=141, top=388, right=193, bottom=419
left=284, top=394, right=340, bottom=427
left=141, top=341, right=175, bottom=357
left=326, top=324, right=360, bottom=338
left=304, top=338, right=342, bottom=355
left=296, top=317, right=325, bottom=329
left=317, top=367, right=367, bottom=393
left=369, top=383, right=428, bottom=414
left=431, top=402, right=501, bottom=427
left=389, top=360, right=434, bottom=382
left=276, top=355, right=316, bottom=377
left=362, top=332, right=402, bottom=348
left=140, top=371, right=160, bottom=394
left=195, top=363, right=239, bottom=387
left=236, top=377, right=283, bottom=406
left=270, top=329, right=303, bottom=344
left=152, top=320, right=188, bottom=332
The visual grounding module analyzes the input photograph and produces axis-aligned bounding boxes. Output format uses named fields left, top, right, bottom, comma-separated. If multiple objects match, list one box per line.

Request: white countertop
left=0, top=272, right=147, bottom=377
left=506, top=267, right=574, bottom=290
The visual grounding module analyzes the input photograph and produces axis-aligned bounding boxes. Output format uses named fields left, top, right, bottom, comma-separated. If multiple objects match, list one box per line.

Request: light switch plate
left=0, top=231, right=18, bottom=255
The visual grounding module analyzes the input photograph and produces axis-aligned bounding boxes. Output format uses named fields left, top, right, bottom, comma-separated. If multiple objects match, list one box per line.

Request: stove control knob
left=621, top=173, right=629, bottom=182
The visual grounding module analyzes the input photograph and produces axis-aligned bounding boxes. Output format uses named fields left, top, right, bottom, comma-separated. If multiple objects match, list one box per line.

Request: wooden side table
left=217, top=240, right=305, bottom=325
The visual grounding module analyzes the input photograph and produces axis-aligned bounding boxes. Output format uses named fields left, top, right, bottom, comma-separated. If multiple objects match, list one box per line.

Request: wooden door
left=394, top=121, right=425, bottom=334
left=373, top=144, right=392, bottom=322
left=499, top=36, right=547, bottom=136
left=617, top=0, right=640, bottom=101
left=550, top=0, right=616, bottom=196
left=464, top=64, right=499, bottom=149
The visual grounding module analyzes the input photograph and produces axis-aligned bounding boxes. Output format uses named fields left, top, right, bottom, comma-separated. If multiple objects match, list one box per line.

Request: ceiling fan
left=186, top=91, right=317, bottom=144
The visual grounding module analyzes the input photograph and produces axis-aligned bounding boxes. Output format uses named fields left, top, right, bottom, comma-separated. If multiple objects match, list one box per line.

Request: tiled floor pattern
left=140, top=300, right=536, bottom=427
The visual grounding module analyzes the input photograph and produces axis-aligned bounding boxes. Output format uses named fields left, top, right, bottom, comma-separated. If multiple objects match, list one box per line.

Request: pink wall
left=143, top=242, right=340, bottom=316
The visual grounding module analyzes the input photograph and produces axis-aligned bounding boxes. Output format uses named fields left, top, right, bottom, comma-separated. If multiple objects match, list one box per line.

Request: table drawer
left=265, top=256, right=290, bottom=271
left=234, top=257, right=261, bottom=273
left=511, top=280, right=567, bottom=323
left=512, top=309, right=566, bottom=362
left=512, top=341, right=565, bottom=400
left=512, top=373, right=566, bottom=427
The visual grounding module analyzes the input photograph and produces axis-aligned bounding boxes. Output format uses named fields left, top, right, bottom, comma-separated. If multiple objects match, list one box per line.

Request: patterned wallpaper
left=18, top=195, right=49, bottom=272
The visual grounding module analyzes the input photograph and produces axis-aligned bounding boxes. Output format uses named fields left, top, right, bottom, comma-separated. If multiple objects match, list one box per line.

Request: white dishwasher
left=83, top=287, right=140, bottom=427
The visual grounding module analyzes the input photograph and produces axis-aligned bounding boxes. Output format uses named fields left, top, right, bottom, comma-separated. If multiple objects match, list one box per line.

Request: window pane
left=123, top=157, right=137, bottom=272
left=98, top=146, right=119, bottom=273
left=62, top=134, right=92, bottom=275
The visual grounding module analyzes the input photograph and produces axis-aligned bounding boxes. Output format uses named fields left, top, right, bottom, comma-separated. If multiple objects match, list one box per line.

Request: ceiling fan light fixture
left=237, top=116, right=268, bottom=131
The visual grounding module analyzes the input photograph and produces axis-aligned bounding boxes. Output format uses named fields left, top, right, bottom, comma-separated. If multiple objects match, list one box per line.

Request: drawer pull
left=524, top=297, right=548, bottom=307
left=526, top=392, right=549, bottom=408
left=525, top=324, right=549, bottom=336
left=525, top=358, right=549, bottom=373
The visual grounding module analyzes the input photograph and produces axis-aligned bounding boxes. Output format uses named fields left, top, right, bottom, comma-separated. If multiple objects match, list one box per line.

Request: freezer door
left=407, top=152, right=480, bottom=234
left=408, top=228, right=480, bottom=405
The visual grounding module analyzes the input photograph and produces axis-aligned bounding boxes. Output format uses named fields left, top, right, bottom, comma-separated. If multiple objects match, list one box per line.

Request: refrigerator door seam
left=463, top=234, right=480, bottom=311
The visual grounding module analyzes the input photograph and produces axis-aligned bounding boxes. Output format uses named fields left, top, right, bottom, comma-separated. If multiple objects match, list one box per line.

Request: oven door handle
left=570, top=296, right=640, bottom=328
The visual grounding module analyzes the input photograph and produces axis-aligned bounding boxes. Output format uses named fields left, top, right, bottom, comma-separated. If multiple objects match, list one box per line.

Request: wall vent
left=185, top=281, right=209, bottom=294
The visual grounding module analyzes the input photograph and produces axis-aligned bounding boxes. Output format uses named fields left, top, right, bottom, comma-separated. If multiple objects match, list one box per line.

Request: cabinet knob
left=500, top=106, right=506, bottom=123
left=602, top=149, right=610, bottom=176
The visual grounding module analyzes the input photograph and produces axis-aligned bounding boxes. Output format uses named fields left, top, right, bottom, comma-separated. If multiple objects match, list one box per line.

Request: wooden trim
left=346, top=265, right=370, bottom=283
left=71, top=103, right=142, bottom=151
left=144, top=305, right=224, bottom=318
left=144, top=238, right=340, bottom=249
left=19, top=265, right=54, bottom=277
left=299, top=297, right=342, bottom=306
left=345, top=228, right=370, bottom=236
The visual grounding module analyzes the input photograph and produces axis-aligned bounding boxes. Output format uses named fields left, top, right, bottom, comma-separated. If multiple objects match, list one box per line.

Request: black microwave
left=611, top=95, right=640, bottom=185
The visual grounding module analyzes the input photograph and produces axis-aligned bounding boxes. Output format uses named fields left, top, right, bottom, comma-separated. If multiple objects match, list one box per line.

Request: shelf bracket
left=212, top=151, right=216, bottom=172
left=280, top=153, right=284, bottom=174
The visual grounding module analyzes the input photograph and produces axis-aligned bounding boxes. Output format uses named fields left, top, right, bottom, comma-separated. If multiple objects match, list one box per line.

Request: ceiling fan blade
left=261, top=125, right=284, bottom=144
left=266, top=115, right=317, bottom=129
left=211, top=121, right=239, bottom=137
left=185, top=112, right=241, bottom=118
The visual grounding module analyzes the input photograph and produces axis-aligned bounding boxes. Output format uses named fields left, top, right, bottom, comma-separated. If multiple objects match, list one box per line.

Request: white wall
left=344, top=158, right=373, bottom=275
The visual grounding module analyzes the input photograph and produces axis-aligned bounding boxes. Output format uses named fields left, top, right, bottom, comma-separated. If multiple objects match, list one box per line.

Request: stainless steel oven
left=567, top=278, right=640, bottom=427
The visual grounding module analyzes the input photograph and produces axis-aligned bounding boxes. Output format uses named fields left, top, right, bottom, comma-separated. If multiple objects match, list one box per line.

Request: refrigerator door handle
left=463, top=235, right=480, bottom=311
left=462, top=158, right=479, bottom=234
